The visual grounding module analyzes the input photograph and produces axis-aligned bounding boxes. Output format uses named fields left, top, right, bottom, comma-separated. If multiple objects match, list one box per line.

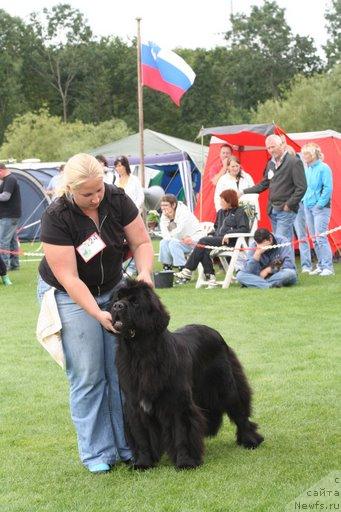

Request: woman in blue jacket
left=302, top=143, right=334, bottom=276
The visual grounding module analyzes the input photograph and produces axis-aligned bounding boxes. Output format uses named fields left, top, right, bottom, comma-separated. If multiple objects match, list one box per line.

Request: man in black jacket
left=240, top=134, right=306, bottom=245
left=0, top=164, right=22, bottom=271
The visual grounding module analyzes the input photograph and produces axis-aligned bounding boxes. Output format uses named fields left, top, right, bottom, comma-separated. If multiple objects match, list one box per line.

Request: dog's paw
left=237, top=430, right=264, bottom=449
left=131, top=458, right=154, bottom=471
left=176, top=456, right=202, bottom=470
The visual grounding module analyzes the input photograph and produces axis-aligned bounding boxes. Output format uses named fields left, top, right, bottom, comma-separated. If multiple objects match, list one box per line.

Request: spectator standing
left=284, top=145, right=313, bottom=273
left=208, top=144, right=233, bottom=186
left=0, top=254, right=12, bottom=285
left=294, top=201, right=313, bottom=273
left=241, top=135, right=307, bottom=245
left=46, top=165, right=65, bottom=201
left=114, top=155, right=145, bottom=277
left=214, top=156, right=259, bottom=220
left=96, top=155, right=115, bottom=185
left=236, top=228, right=297, bottom=289
left=301, top=143, right=334, bottom=276
left=114, top=156, right=144, bottom=211
left=0, top=163, right=22, bottom=271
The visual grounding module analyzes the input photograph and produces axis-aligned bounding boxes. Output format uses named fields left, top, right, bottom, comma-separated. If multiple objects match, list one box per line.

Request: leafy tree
left=224, top=1, right=322, bottom=110
left=324, top=0, right=341, bottom=69
left=0, top=10, right=30, bottom=143
left=28, top=3, right=93, bottom=122
left=0, top=108, right=132, bottom=161
left=250, top=64, right=341, bottom=132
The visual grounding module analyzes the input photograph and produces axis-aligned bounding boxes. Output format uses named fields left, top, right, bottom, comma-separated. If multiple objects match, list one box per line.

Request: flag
left=141, top=41, right=196, bottom=106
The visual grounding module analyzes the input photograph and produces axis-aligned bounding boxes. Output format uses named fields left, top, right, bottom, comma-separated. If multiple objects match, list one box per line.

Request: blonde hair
left=301, top=143, right=324, bottom=161
left=55, top=153, right=104, bottom=197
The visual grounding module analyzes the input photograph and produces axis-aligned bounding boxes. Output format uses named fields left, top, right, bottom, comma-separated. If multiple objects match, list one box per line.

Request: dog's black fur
left=111, top=280, right=264, bottom=470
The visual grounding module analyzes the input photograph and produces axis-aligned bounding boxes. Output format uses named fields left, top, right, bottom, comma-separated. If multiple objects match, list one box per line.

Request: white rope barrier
left=198, top=225, right=341, bottom=253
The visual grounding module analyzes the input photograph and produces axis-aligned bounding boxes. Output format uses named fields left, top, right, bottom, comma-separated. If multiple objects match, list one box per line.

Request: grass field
left=1, top=243, right=340, bottom=512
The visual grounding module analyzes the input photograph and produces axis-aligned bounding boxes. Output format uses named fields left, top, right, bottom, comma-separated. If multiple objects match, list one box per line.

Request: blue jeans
left=270, top=208, right=297, bottom=243
left=37, top=277, right=132, bottom=468
left=158, top=238, right=193, bottom=267
left=0, top=217, right=20, bottom=270
left=236, top=268, right=297, bottom=289
left=294, top=202, right=312, bottom=270
left=304, top=205, right=333, bottom=271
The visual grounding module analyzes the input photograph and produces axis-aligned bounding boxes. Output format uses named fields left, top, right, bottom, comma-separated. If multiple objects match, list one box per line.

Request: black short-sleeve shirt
left=0, top=174, right=22, bottom=218
left=39, top=184, right=138, bottom=295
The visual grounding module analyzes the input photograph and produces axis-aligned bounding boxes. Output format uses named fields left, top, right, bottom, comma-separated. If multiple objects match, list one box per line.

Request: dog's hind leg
left=222, top=348, right=264, bottom=449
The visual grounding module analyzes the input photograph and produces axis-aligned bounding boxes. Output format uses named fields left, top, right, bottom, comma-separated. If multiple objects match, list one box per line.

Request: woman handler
left=37, top=153, right=153, bottom=473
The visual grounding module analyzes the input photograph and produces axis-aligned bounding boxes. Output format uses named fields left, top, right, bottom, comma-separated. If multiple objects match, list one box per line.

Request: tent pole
left=136, top=17, right=146, bottom=219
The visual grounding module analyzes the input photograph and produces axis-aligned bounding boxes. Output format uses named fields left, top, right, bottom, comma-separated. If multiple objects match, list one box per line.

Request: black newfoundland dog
left=110, top=280, right=263, bottom=470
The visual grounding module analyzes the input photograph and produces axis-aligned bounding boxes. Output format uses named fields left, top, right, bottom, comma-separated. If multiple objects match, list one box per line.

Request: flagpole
left=199, top=126, right=204, bottom=221
left=136, top=17, right=145, bottom=191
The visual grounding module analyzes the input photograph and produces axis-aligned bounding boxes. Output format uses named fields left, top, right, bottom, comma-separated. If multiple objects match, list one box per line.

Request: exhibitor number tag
left=76, top=232, right=106, bottom=263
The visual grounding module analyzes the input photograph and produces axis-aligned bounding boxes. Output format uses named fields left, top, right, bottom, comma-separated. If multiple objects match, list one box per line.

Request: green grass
left=1, top=242, right=340, bottom=512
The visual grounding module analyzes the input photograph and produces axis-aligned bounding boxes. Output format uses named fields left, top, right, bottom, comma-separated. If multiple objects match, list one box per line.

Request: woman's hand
left=222, top=235, right=230, bottom=245
left=136, top=270, right=154, bottom=287
left=182, top=236, right=193, bottom=245
left=96, top=310, right=115, bottom=332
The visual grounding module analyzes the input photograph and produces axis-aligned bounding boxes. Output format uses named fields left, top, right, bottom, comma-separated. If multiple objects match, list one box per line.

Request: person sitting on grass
left=175, top=189, right=249, bottom=287
left=236, top=228, right=297, bottom=289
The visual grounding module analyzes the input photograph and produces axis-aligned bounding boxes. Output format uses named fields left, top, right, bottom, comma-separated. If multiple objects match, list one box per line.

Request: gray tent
left=89, top=129, right=208, bottom=172
left=89, top=129, right=208, bottom=210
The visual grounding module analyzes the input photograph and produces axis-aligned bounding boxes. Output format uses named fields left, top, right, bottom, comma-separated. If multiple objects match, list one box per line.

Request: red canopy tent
left=194, top=123, right=300, bottom=231
left=289, top=130, right=341, bottom=254
left=194, top=124, right=340, bottom=254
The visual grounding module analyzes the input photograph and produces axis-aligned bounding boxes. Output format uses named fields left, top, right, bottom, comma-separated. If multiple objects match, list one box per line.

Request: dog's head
left=110, top=280, right=170, bottom=338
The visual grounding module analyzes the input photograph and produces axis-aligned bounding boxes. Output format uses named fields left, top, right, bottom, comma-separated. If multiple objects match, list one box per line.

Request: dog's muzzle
left=111, top=301, right=125, bottom=333
left=111, top=300, right=135, bottom=338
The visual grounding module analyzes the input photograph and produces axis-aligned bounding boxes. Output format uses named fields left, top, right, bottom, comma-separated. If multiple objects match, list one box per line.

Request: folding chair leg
left=196, top=263, right=207, bottom=288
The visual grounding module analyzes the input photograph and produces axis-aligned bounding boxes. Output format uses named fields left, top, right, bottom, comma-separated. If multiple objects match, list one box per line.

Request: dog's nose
left=112, top=301, right=125, bottom=311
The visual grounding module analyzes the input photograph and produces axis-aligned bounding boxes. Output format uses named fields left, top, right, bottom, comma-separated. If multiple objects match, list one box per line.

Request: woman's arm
left=43, top=243, right=115, bottom=331
left=124, top=215, right=154, bottom=286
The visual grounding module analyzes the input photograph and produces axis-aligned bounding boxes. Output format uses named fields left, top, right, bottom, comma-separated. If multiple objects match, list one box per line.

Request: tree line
left=0, top=1, right=340, bottom=161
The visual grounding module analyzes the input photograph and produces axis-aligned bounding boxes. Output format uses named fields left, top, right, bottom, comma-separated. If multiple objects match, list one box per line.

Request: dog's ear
left=148, top=288, right=170, bottom=333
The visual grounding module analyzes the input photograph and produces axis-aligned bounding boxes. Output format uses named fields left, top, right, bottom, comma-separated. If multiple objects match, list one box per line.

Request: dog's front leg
left=125, top=402, right=157, bottom=470
left=169, top=398, right=205, bottom=470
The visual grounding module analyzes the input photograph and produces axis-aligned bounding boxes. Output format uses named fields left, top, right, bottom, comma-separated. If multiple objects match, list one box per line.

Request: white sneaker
left=206, top=275, right=219, bottom=289
left=309, top=267, right=322, bottom=275
left=301, top=267, right=312, bottom=274
left=319, top=269, right=335, bottom=276
left=174, top=268, right=192, bottom=283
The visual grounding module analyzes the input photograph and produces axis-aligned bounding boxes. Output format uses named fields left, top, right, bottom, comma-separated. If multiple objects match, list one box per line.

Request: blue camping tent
left=8, top=164, right=60, bottom=241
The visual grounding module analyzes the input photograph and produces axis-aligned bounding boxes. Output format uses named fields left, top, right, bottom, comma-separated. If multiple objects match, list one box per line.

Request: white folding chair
left=196, top=205, right=258, bottom=289
left=195, top=222, right=215, bottom=288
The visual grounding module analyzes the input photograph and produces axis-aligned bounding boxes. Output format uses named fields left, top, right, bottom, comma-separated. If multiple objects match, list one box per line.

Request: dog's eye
left=129, top=297, right=139, bottom=307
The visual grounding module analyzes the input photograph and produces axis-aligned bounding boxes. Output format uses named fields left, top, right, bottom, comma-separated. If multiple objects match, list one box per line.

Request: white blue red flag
left=141, top=41, right=196, bottom=106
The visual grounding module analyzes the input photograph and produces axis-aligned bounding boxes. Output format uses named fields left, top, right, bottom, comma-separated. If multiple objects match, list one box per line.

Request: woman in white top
left=114, top=155, right=145, bottom=277
left=114, top=156, right=144, bottom=211
left=214, top=156, right=260, bottom=220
